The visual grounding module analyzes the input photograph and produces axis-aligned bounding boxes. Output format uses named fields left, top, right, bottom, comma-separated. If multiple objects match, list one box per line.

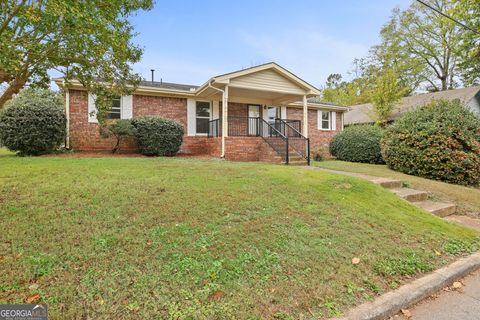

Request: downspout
left=207, top=80, right=227, bottom=158
left=63, top=80, right=70, bottom=149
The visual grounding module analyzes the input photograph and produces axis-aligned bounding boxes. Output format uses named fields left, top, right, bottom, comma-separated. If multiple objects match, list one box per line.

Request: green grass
left=0, top=150, right=479, bottom=319
left=315, top=160, right=480, bottom=217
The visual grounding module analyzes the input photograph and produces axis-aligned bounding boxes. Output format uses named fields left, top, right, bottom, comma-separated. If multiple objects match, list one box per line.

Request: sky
left=128, top=0, right=413, bottom=89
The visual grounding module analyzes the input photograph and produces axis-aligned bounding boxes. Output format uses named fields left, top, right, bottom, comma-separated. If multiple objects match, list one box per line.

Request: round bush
left=0, top=89, right=66, bottom=155
left=131, top=116, right=183, bottom=156
left=329, top=125, right=385, bottom=164
left=381, top=99, right=480, bottom=186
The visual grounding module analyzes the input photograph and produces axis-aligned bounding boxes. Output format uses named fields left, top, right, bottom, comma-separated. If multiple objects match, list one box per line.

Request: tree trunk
left=0, top=76, right=28, bottom=108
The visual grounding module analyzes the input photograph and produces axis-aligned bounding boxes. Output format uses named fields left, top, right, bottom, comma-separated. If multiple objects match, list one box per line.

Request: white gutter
left=207, top=80, right=227, bottom=158
left=63, top=80, right=70, bottom=149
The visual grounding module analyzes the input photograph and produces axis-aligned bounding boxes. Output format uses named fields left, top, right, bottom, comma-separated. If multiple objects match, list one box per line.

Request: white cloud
left=239, top=30, right=369, bottom=87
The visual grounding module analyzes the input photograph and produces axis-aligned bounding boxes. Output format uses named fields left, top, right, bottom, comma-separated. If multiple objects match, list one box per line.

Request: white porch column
left=302, top=95, right=308, bottom=138
left=221, top=85, right=229, bottom=158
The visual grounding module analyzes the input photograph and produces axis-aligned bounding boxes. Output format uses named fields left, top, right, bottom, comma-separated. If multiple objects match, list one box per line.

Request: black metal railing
left=207, top=116, right=310, bottom=165
left=208, top=118, right=221, bottom=137
left=274, top=118, right=310, bottom=165
left=259, top=118, right=289, bottom=164
left=272, top=119, right=302, bottom=137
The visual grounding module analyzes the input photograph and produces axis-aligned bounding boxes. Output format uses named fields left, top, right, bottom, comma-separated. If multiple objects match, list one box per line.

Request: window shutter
left=331, top=111, right=337, bottom=131
left=187, top=99, right=196, bottom=136
left=281, top=106, right=287, bottom=120
left=87, top=93, right=98, bottom=123
left=121, top=95, right=133, bottom=119
left=212, top=100, right=220, bottom=119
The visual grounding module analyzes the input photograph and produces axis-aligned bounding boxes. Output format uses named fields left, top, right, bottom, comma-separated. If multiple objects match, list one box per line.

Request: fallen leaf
left=434, top=250, right=442, bottom=256
left=99, top=299, right=105, bottom=305
left=401, top=308, right=412, bottom=318
left=26, top=293, right=40, bottom=304
left=352, top=257, right=360, bottom=265
left=453, top=281, right=462, bottom=289
left=28, top=283, right=39, bottom=291
left=146, top=240, right=152, bottom=247
left=208, top=290, right=225, bottom=301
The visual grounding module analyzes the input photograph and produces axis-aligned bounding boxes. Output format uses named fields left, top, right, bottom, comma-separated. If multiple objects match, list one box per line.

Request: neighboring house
left=345, top=86, right=480, bottom=126
left=55, top=62, right=348, bottom=164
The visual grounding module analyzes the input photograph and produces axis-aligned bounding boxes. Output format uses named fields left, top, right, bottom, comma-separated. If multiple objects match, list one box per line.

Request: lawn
left=0, top=150, right=479, bottom=319
left=315, top=160, right=480, bottom=218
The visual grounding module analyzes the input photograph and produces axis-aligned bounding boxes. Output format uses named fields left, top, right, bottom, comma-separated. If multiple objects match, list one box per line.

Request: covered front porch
left=192, top=63, right=321, bottom=164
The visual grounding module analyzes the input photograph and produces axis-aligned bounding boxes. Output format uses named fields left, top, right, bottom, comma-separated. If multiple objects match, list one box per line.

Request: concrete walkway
left=394, top=270, right=480, bottom=320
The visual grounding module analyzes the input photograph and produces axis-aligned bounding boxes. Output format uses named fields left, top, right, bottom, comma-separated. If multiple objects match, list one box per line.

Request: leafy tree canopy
left=0, top=0, right=153, bottom=121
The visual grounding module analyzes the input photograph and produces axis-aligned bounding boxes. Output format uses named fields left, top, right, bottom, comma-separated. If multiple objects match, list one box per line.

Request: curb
left=334, top=252, right=480, bottom=320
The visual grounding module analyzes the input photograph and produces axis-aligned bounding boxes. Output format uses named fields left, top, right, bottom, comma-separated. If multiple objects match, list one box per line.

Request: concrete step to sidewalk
left=390, top=188, right=429, bottom=202
left=413, top=200, right=456, bottom=217
left=370, top=177, right=403, bottom=189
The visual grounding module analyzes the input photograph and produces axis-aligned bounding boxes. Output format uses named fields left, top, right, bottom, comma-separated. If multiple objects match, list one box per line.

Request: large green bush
left=0, top=88, right=66, bottom=155
left=329, top=125, right=385, bottom=164
left=131, top=116, right=183, bottom=156
left=381, top=99, right=480, bottom=186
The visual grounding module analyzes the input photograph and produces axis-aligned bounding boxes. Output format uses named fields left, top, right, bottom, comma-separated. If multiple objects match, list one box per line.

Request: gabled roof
left=345, top=86, right=480, bottom=125
left=196, top=62, right=322, bottom=96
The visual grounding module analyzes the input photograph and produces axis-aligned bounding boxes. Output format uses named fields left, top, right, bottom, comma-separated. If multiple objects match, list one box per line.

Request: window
left=107, top=97, right=121, bottom=119
left=321, top=111, right=331, bottom=130
left=196, top=101, right=210, bottom=134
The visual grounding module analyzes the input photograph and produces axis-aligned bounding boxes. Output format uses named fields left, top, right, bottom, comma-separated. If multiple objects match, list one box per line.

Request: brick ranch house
left=55, top=63, right=348, bottom=164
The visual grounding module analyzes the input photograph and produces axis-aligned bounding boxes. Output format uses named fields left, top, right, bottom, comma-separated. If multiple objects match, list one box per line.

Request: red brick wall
left=68, top=90, right=213, bottom=154
left=133, top=95, right=187, bottom=127
left=286, top=107, right=343, bottom=155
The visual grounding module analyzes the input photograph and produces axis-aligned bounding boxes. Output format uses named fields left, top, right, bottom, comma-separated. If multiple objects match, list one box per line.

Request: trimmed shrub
left=381, top=99, right=480, bottom=186
left=0, top=88, right=66, bottom=155
left=131, top=116, right=183, bottom=156
left=329, top=125, right=385, bottom=164
left=100, top=119, right=136, bottom=153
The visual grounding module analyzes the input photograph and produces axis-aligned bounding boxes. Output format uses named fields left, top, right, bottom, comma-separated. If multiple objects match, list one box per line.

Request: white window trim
left=318, top=110, right=332, bottom=131
left=195, top=100, right=211, bottom=136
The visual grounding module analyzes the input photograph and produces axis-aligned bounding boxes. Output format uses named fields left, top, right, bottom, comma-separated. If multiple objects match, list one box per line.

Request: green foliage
left=0, top=0, right=153, bottom=109
left=321, top=73, right=372, bottom=106
left=330, top=125, right=385, bottom=164
left=100, top=119, right=135, bottom=153
left=454, top=0, right=480, bottom=86
left=370, top=68, right=408, bottom=124
left=381, top=99, right=480, bottom=186
left=28, top=253, right=56, bottom=278
left=0, top=88, right=66, bottom=155
left=442, top=239, right=478, bottom=256
left=131, top=116, right=183, bottom=156
left=375, top=251, right=432, bottom=277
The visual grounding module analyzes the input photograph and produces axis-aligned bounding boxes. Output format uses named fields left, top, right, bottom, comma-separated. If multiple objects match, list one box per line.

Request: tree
left=0, top=0, right=153, bottom=120
left=100, top=119, right=135, bottom=153
left=369, top=68, right=408, bottom=125
left=321, top=74, right=372, bottom=106
left=454, top=0, right=480, bottom=86
left=393, top=1, right=464, bottom=91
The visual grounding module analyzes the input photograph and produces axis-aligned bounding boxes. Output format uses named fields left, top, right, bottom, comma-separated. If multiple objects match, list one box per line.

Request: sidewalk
left=394, top=269, right=480, bottom=320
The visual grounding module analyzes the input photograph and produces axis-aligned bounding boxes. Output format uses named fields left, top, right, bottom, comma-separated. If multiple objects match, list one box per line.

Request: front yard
left=0, top=150, right=479, bottom=319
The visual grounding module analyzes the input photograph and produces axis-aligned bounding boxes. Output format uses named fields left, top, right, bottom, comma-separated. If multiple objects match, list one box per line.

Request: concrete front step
left=413, top=200, right=457, bottom=217
left=390, top=188, right=429, bottom=202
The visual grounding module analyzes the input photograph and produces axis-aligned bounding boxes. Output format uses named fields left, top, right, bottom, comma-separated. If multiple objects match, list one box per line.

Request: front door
left=248, top=105, right=260, bottom=136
